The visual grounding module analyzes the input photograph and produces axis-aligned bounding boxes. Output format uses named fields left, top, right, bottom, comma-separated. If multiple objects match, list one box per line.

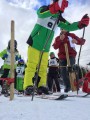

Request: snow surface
left=0, top=92, right=90, bottom=120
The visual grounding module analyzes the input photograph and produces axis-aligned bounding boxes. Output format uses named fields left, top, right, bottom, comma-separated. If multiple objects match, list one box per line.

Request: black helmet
left=53, top=0, right=58, bottom=2
left=8, top=40, right=17, bottom=49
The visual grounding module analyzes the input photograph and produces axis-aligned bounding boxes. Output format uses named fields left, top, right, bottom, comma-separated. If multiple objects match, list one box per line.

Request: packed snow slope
left=0, top=92, right=90, bottom=120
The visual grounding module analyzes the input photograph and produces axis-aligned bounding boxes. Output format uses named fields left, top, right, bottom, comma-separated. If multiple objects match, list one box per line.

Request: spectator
left=47, top=52, right=60, bottom=93
left=53, top=29, right=85, bottom=92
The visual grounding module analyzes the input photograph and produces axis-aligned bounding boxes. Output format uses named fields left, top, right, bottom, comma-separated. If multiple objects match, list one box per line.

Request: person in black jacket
left=47, top=52, right=60, bottom=92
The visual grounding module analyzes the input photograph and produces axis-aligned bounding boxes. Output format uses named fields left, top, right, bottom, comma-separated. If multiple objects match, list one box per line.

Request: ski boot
left=24, top=85, right=34, bottom=96
left=37, top=86, right=52, bottom=95
left=64, top=87, right=71, bottom=93
left=1, top=80, right=10, bottom=97
left=18, top=90, right=24, bottom=95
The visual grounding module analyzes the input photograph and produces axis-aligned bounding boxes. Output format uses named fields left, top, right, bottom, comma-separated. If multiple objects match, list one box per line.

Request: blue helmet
left=18, top=59, right=24, bottom=65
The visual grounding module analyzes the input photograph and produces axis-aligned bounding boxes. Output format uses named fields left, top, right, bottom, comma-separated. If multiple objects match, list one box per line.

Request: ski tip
left=55, top=94, right=68, bottom=100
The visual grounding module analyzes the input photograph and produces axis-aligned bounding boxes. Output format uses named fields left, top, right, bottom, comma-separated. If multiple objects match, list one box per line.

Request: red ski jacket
left=53, top=32, right=85, bottom=60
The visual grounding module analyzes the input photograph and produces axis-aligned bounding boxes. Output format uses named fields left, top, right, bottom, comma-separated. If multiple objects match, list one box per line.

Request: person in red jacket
left=53, top=29, right=85, bottom=92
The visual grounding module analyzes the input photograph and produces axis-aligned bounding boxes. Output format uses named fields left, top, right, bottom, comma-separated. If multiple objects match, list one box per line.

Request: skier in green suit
left=24, top=0, right=89, bottom=95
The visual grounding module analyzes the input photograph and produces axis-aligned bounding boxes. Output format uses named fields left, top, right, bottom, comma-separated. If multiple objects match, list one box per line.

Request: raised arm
left=37, top=0, right=68, bottom=18
left=58, top=14, right=89, bottom=31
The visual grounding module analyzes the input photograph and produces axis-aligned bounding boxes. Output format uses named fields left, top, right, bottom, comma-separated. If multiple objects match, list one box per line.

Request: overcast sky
left=0, top=0, right=90, bottom=68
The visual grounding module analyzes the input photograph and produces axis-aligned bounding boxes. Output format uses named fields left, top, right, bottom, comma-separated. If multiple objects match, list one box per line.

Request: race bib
left=37, top=16, right=57, bottom=31
left=49, top=58, right=58, bottom=66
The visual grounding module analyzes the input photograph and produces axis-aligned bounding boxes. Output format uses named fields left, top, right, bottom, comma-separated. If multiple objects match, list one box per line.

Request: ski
left=16, top=90, right=90, bottom=99
left=36, top=94, right=68, bottom=100
left=52, top=92, right=90, bottom=98
left=16, top=93, right=68, bottom=100
left=16, top=93, right=90, bottom=99
left=68, top=93, right=90, bottom=98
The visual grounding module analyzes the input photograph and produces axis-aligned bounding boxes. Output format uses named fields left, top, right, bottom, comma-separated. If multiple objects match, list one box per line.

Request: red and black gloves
left=49, top=0, right=68, bottom=14
left=79, top=38, right=86, bottom=45
left=74, top=37, right=86, bottom=45
left=58, top=0, right=68, bottom=12
left=67, top=33, right=86, bottom=45
left=78, top=14, right=89, bottom=29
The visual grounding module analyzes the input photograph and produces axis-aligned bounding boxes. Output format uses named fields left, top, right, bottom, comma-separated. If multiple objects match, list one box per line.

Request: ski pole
left=78, top=27, right=85, bottom=65
left=77, top=27, right=85, bottom=94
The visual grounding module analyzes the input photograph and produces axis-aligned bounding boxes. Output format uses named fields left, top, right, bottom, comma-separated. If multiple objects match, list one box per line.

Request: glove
left=49, top=0, right=68, bottom=14
left=80, top=38, right=86, bottom=45
left=78, top=14, right=89, bottom=29
left=2, top=54, right=8, bottom=60
left=58, top=0, right=68, bottom=12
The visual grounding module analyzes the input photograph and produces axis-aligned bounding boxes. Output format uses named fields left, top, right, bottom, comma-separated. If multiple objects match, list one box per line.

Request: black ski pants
left=47, top=73, right=60, bottom=92
left=60, top=57, right=75, bottom=89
